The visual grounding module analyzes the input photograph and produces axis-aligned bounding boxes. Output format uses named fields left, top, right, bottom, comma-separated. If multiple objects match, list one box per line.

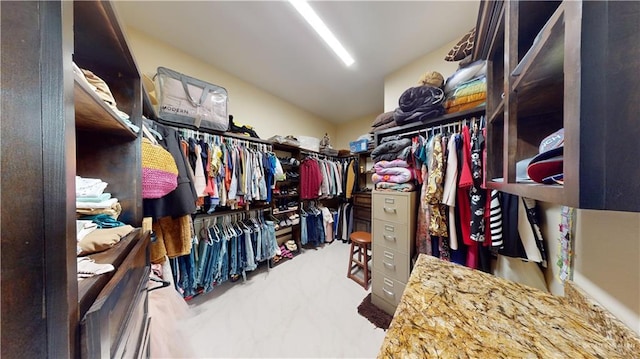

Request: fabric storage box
left=154, top=67, right=229, bottom=132
left=350, top=139, right=368, bottom=153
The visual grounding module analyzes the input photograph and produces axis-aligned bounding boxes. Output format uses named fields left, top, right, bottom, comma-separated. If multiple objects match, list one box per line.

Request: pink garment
left=374, top=159, right=410, bottom=170
left=371, top=167, right=414, bottom=184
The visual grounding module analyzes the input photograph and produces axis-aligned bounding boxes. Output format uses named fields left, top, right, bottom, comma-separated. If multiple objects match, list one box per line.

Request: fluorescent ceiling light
left=288, top=0, right=355, bottom=67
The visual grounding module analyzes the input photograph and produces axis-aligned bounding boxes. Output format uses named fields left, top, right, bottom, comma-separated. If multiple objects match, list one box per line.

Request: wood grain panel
left=1, top=2, right=48, bottom=357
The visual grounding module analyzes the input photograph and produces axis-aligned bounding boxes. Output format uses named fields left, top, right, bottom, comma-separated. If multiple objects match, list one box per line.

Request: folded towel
left=76, top=193, right=112, bottom=203
left=76, top=197, right=118, bottom=209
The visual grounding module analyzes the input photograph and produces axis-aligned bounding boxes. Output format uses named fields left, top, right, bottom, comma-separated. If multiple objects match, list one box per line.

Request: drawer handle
left=383, top=235, right=396, bottom=242
left=384, top=198, right=395, bottom=204
left=383, top=261, right=395, bottom=270
left=384, top=225, right=395, bottom=232
left=383, top=207, right=397, bottom=213
left=383, top=288, right=395, bottom=298
left=384, top=251, right=394, bottom=260
left=383, top=278, right=394, bottom=287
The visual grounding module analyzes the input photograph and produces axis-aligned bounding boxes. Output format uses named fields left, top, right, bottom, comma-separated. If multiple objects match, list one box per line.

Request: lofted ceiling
left=116, top=1, right=480, bottom=123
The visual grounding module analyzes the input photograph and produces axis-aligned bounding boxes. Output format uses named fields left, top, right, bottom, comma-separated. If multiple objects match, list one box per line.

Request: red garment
left=300, top=158, right=322, bottom=199
left=458, top=125, right=474, bottom=247
left=459, top=125, right=473, bottom=188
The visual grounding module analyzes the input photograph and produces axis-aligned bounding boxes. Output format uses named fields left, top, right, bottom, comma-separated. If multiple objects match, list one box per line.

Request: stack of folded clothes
left=443, top=60, right=487, bottom=114
left=370, top=111, right=397, bottom=133
left=444, top=76, right=486, bottom=114
left=76, top=176, right=121, bottom=219
left=371, top=159, right=416, bottom=192
left=371, top=136, right=412, bottom=162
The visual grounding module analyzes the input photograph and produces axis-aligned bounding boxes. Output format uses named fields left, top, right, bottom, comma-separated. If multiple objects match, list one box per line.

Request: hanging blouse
left=425, top=134, right=448, bottom=237
left=469, top=125, right=486, bottom=242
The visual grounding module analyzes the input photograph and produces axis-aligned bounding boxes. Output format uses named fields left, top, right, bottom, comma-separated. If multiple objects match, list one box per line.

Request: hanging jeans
left=177, top=249, right=196, bottom=298
left=202, top=226, right=223, bottom=293
left=263, top=220, right=277, bottom=259
left=300, top=213, right=308, bottom=245
left=195, top=236, right=213, bottom=287
left=243, top=228, right=257, bottom=271
left=255, top=222, right=267, bottom=262
left=229, top=230, right=240, bottom=277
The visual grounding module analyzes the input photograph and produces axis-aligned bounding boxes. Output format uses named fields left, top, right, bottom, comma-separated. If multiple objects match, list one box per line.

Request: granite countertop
left=378, top=254, right=639, bottom=358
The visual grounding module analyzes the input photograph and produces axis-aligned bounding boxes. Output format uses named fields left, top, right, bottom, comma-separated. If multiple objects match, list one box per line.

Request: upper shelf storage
left=481, top=0, right=640, bottom=212
left=511, top=3, right=564, bottom=94
left=374, top=106, right=486, bottom=143
left=74, top=71, right=138, bottom=139
left=73, top=1, right=143, bottom=130
left=73, top=1, right=138, bottom=77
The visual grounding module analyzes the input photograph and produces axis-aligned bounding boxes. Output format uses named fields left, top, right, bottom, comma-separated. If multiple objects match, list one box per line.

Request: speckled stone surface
left=564, top=281, right=640, bottom=357
left=378, top=255, right=630, bottom=358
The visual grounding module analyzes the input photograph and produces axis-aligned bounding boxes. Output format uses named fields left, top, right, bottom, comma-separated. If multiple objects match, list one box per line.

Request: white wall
left=124, top=27, right=337, bottom=142
left=573, top=209, right=640, bottom=334
left=334, top=113, right=377, bottom=151
left=383, top=38, right=461, bottom=112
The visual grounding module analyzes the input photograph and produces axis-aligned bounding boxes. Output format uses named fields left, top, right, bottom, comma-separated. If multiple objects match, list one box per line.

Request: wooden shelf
left=374, top=106, right=486, bottom=140
left=511, top=3, right=565, bottom=93
left=488, top=99, right=505, bottom=124
left=486, top=180, right=565, bottom=204
left=74, top=73, right=138, bottom=139
left=273, top=208, right=298, bottom=215
left=77, top=228, right=143, bottom=318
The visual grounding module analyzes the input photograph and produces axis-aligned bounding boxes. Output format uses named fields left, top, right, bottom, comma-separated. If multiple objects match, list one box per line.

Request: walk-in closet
left=1, top=0, right=639, bottom=358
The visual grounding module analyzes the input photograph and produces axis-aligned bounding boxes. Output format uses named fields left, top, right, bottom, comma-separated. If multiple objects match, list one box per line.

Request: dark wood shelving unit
left=478, top=0, right=640, bottom=211
left=74, top=74, right=138, bottom=138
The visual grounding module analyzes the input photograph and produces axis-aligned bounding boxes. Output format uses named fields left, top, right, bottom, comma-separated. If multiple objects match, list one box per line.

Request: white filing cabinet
left=370, top=190, right=417, bottom=315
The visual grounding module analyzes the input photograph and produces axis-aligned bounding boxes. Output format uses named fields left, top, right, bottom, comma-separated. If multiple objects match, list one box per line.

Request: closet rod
left=193, top=207, right=271, bottom=222
left=175, top=126, right=273, bottom=151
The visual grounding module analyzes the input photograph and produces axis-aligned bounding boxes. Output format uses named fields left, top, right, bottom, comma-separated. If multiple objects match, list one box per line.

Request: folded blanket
left=371, top=138, right=411, bottom=158
left=446, top=99, right=486, bottom=114
left=375, top=182, right=416, bottom=192
left=445, top=92, right=487, bottom=109
left=393, top=86, right=445, bottom=126
left=375, top=166, right=413, bottom=176
left=449, top=76, right=486, bottom=98
left=371, top=119, right=398, bottom=133
left=444, top=60, right=487, bottom=95
left=374, top=159, right=409, bottom=170
left=372, top=167, right=414, bottom=184
left=372, top=111, right=395, bottom=127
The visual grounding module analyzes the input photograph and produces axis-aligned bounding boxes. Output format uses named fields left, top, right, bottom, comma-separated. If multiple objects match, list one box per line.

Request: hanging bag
left=141, top=125, right=179, bottom=199
left=155, top=66, right=229, bottom=132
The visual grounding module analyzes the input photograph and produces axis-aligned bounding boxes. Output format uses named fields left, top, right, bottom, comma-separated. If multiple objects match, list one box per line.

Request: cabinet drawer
left=353, top=192, right=372, bottom=207
left=372, top=269, right=406, bottom=307
left=372, top=193, right=409, bottom=223
left=372, top=245, right=409, bottom=282
left=372, top=220, right=410, bottom=254
left=353, top=207, right=371, bottom=221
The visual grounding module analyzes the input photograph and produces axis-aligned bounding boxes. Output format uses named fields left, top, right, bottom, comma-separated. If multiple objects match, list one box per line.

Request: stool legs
left=347, top=241, right=371, bottom=290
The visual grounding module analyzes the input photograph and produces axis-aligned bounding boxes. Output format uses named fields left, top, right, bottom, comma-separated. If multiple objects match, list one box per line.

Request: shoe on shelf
left=285, top=240, right=298, bottom=252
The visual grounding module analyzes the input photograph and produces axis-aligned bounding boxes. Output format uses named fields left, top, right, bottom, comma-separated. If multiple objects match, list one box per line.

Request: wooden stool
left=347, top=231, right=372, bottom=290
